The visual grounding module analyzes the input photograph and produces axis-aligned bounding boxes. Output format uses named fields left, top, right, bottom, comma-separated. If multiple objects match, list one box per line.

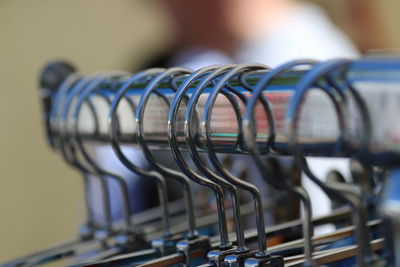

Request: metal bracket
left=176, top=235, right=211, bottom=266
left=244, top=256, right=284, bottom=267
left=224, top=251, right=257, bottom=267
left=207, top=246, right=238, bottom=267
left=152, top=233, right=185, bottom=256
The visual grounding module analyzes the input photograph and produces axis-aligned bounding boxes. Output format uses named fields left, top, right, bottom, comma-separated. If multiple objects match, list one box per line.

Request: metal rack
left=4, top=57, right=400, bottom=267
left=42, top=59, right=400, bottom=160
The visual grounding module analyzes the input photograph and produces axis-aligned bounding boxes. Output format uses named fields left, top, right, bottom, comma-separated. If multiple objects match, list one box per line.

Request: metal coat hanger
left=184, top=65, right=257, bottom=264
left=184, top=64, right=284, bottom=266
left=201, top=63, right=286, bottom=267
left=56, top=73, right=151, bottom=263
left=8, top=72, right=101, bottom=267
left=50, top=73, right=98, bottom=240
left=70, top=72, right=145, bottom=251
left=285, top=59, right=377, bottom=267
left=135, top=67, right=197, bottom=239
left=168, top=65, right=237, bottom=266
left=334, top=58, right=400, bottom=266
left=328, top=66, right=381, bottom=258
left=19, top=58, right=400, bottom=267
left=54, top=73, right=181, bottom=265
left=242, top=60, right=318, bottom=267
left=107, top=69, right=175, bottom=255
left=19, top=74, right=116, bottom=267
left=135, top=67, right=222, bottom=266
left=328, top=69, right=377, bottom=207
left=59, top=74, right=114, bottom=238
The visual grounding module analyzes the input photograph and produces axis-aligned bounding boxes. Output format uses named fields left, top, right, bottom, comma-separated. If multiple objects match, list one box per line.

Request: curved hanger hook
left=49, top=73, right=101, bottom=238
left=167, top=65, right=232, bottom=250
left=71, top=72, right=140, bottom=235
left=201, top=63, right=275, bottom=258
left=52, top=74, right=101, bottom=152
left=328, top=66, right=372, bottom=149
left=108, top=68, right=172, bottom=238
left=220, top=83, right=252, bottom=151
left=327, top=69, right=375, bottom=197
left=185, top=64, right=256, bottom=254
left=285, top=59, right=376, bottom=267
left=58, top=73, right=114, bottom=235
left=70, top=73, right=136, bottom=233
left=135, top=67, right=199, bottom=239
left=242, top=60, right=318, bottom=266
left=238, top=69, right=275, bottom=154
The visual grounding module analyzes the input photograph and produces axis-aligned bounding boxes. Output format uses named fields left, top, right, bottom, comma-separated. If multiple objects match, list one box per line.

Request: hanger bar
left=2, top=197, right=198, bottom=266
left=59, top=206, right=351, bottom=267
left=209, top=206, right=351, bottom=246
left=77, top=217, right=379, bottom=267
left=135, top=249, right=206, bottom=267
left=31, top=58, right=399, bottom=267
left=231, top=219, right=383, bottom=266
left=150, top=219, right=381, bottom=267
left=3, top=194, right=281, bottom=267
left=54, top=58, right=400, bottom=164
left=67, top=249, right=207, bottom=267
left=267, top=219, right=381, bottom=254
left=285, top=238, right=384, bottom=266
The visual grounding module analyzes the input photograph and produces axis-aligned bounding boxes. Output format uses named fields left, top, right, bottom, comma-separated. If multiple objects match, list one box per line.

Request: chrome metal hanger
left=135, top=68, right=218, bottom=266
left=168, top=65, right=236, bottom=266
left=135, top=67, right=198, bottom=240
left=285, top=59, right=377, bottom=267
left=328, top=70, right=376, bottom=203
left=200, top=63, right=286, bottom=267
left=59, top=74, right=114, bottom=238
left=182, top=64, right=283, bottom=266
left=70, top=72, right=144, bottom=250
left=243, top=60, right=318, bottom=267
left=183, top=65, right=250, bottom=258
left=50, top=73, right=99, bottom=240
left=108, top=69, right=175, bottom=254
left=19, top=74, right=117, bottom=267
left=329, top=63, right=390, bottom=266
left=8, top=70, right=101, bottom=267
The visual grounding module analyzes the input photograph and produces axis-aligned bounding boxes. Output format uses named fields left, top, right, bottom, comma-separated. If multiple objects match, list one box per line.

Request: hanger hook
left=327, top=68, right=375, bottom=198
left=107, top=68, right=173, bottom=240
left=58, top=73, right=114, bottom=238
left=242, top=60, right=318, bottom=266
left=285, top=59, right=376, bottom=267
left=50, top=73, right=101, bottom=239
left=185, top=64, right=255, bottom=255
left=201, top=63, right=274, bottom=259
left=134, top=67, right=199, bottom=240
left=70, top=72, right=138, bottom=237
left=168, top=65, right=234, bottom=252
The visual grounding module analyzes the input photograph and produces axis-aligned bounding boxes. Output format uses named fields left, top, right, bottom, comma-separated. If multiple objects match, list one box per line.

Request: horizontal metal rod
left=51, top=58, right=400, bottom=165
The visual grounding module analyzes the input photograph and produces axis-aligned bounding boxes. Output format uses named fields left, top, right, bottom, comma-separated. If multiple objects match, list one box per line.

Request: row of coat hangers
left=3, top=57, right=400, bottom=267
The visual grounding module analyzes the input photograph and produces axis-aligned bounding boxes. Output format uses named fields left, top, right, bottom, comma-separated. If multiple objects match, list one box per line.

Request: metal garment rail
left=41, top=58, right=400, bottom=165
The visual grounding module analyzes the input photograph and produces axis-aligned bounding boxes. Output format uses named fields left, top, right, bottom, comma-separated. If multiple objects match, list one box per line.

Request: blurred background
left=0, top=0, right=399, bottom=262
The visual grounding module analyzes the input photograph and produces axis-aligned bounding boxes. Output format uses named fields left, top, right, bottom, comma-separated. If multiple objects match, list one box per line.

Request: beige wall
left=379, top=0, right=400, bottom=47
left=0, top=0, right=170, bottom=261
left=307, top=0, right=400, bottom=51
left=0, top=0, right=399, bottom=263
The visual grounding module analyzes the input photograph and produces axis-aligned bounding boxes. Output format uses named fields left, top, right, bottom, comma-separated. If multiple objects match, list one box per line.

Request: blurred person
left=94, top=0, right=359, bottom=235
left=146, top=0, right=359, bottom=233
left=152, top=0, right=357, bottom=68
